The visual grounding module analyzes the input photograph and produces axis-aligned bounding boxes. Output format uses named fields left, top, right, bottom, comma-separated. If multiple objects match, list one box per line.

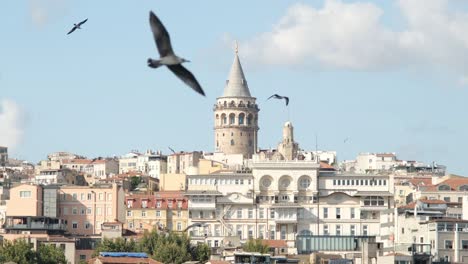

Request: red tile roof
left=408, top=178, right=432, bottom=187
left=399, top=202, right=416, bottom=209
left=320, top=162, right=335, bottom=169
left=423, top=178, right=468, bottom=191
left=262, top=239, right=287, bottom=248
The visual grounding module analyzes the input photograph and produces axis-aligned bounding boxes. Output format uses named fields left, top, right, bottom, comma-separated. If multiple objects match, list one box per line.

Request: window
left=107, top=193, right=112, bottom=201
left=129, top=222, right=134, bottom=229
left=80, top=255, right=86, bottom=261
left=350, top=225, right=355, bottom=235
left=72, top=222, right=78, bottom=229
left=237, top=208, right=243, bottom=219
left=336, top=225, right=341, bottom=236
left=270, top=209, right=275, bottom=219
left=230, top=139, right=235, bottom=146
left=72, top=193, right=77, bottom=200
left=157, top=201, right=161, bottom=208
left=141, top=210, right=146, bottom=217
left=351, top=208, right=355, bottom=219
left=63, top=207, right=68, bottom=215
left=72, top=207, right=78, bottom=215
left=168, top=201, right=173, bottom=208
left=445, top=240, right=453, bottom=249
left=85, top=222, right=91, bottom=229
left=20, top=191, right=32, bottom=198
left=178, top=201, right=183, bottom=208
left=80, top=207, right=85, bottom=215
left=177, top=222, right=182, bottom=231
left=259, top=208, right=264, bottom=219
left=142, top=200, right=148, bottom=208
left=127, top=211, right=132, bottom=217
left=99, top=193, right=104, bottom=200
left=462, top=240, right=468, bottom=249
left=323, top=225, right=329, bottom=235
left=323, top=208, right=328, bottom=218
left=438, top=185, right=451, bottom=191
left=363, top=196, right=384, bottom=206
left=300, top=177, right=311, bottom=189
left=177, top=210, right=182, bottom=217
left=87, top=207, right=92, bottom=214
left=248, top=209, right=253, bottom=219
left=443, top=197, right=450, bottom=202
left=363, top=225, right=368, bottom=236
left=80, top=193, right=85, bottom=200
left=156, top=210, right=161, bottom=217
left=336, top=208, right=341, bottom=219
left=280, top=225, right=286, bottom=240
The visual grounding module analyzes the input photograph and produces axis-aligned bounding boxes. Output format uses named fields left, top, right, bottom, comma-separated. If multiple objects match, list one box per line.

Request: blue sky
left=1, top=0, right=468, bottom=175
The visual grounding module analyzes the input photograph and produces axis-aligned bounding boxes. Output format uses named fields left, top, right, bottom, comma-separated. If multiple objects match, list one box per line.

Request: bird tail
left=147, top=58, right=162, bottom=68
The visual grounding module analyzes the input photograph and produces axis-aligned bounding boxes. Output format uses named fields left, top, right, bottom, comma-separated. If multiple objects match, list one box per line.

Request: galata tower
left=213, top=48, right=259, bottom=158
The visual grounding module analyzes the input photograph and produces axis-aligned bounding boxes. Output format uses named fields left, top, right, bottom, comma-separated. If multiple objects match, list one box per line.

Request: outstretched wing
left=67, top=26, right=77, bottom=35
left=149, top=11, right=174, bottom=57
left=284, top=96, right=289, bottom=106
left=267, top=94, right=278, bottom=100
left=167, top=64, right=205, bottom=96
left=78, top=18, right=88, bottom=26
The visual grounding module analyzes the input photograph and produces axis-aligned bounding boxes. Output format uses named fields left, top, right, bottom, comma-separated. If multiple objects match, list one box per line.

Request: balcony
left=4, top=216, right=67, bottom=231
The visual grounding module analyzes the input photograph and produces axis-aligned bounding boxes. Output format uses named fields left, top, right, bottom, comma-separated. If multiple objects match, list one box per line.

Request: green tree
left=130, top=176, right=142, bottom=190
left=37, top=243, right=67, bottom=264
left=0, top=239, right=67, bottom=264
left=0, top=239, right=36, bottom=264
left=242, top=238, right=269, bottom=254
left=93, top=237, right=138, bottom=257
left=192, top=243, right=210, bottom=262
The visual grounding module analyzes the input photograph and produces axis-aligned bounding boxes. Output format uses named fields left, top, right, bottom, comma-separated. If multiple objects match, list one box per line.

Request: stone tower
left=213, top=49, right=259, bottom=158
left=277, top=121, right=299, bottom=160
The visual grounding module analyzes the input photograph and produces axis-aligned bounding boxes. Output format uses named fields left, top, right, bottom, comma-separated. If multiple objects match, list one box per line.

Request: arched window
left=238, top=101, right=245, bottom=107
left=459, top=185, right=468, bottom=191
left=215, top=114, right=219, bottom=125
left=238, top=113, right=245, bottom=125
left=229, top=113, right=235, bottom=125
left=223, top=101, right=227, bottom=107
left=230, top=139, right=235, bottom=146
left=298, top=176, right=312, bottom=189
left=247, top=114, right=253, bottom=125
left=230, top=100, right=235, bottom=107
left=438, top=185, right=451, bottom=191
left=221, top=114, right=227, bottom=125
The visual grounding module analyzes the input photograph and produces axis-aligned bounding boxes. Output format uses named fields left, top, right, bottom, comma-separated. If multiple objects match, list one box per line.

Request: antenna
left=315, top=133, right=318, bottom=152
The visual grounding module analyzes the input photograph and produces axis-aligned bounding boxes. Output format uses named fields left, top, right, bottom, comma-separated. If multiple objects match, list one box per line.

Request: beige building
left=125, top=192, right=189, bottom=233
left=167, top=151, right=202, bottom=174
left=213, top=50, right=259, bottom=159
left=159, top=173, right=186, bottom=191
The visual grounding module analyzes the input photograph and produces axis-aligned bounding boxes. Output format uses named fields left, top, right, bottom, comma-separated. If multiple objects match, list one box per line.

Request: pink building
left=58, top=183, right=125, bottom=235
left=6, top=184, right=43, bottom=217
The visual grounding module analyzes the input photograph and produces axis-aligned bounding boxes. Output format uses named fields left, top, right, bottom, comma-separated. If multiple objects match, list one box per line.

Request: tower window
left=231, top=140, right=235, bottom=146
left=247, top=114, right=252, bottom=125
left=249, top=140, right=253, bottom=146
left=231, top=132, right=233, bottom=136
left=229, top=113, right=235, bottom=124
left=239, top=113, right=245, bottom=125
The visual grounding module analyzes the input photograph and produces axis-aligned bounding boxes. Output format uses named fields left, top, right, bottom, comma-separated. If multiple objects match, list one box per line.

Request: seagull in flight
left=67, top=19, right=88, bottom=35
left=267, top=94, right=289, bottom=106
left=147, top=11, right=205, bottom=96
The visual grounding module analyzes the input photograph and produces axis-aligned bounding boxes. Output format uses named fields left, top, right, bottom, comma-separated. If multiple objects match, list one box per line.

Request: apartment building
left=124, top=192, right=188, bottom=233
left=58, top=183, right=125, bottom=235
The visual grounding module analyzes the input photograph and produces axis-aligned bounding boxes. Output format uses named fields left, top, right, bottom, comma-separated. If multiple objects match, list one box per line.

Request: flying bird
left=344, top=137, right=350, bottom=143
left=67, top=19, right=88, bottom=35
left=147, top=11, right=205, bottom=96
left=267, top=94, right=289, bottom=106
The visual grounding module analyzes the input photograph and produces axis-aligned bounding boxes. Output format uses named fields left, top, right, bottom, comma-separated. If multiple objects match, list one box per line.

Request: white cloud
left=240, top=0, right=468, bottom=80
left=0, top=100, right=24, bottom=149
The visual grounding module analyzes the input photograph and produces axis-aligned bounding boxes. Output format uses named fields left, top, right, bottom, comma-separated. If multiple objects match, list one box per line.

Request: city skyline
left=1, top=0, right=468, bottom=175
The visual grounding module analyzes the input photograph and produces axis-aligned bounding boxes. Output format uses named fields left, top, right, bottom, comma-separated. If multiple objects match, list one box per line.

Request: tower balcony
left=213, top=104, right=259, bottom=111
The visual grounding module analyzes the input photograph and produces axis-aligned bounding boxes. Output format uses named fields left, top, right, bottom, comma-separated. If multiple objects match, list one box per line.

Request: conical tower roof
left=221, top=51, right=252, bottom=98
